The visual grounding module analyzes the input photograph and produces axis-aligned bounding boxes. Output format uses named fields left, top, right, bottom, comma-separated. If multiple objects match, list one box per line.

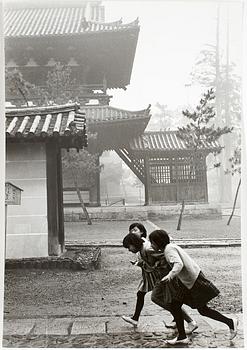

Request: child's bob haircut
left=123, top=233, right=144, bottom=250
left=129, top=222, right=147, bottom=238
left=149, top=229, right=170, bottom=250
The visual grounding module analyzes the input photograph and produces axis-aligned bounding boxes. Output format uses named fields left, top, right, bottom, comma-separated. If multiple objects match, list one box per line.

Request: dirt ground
left=4, top=246, right=242, bottom=320
left=64, top=217, right=241, bottom=242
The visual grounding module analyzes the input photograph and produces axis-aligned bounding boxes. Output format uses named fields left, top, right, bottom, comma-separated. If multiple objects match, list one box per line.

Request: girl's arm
left=161, top=245, right=183, bottom=282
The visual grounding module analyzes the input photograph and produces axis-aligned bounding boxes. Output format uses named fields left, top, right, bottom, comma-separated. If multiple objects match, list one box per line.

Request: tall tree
left=176, top=88, right=232, bottom=229
left=62, top=149, right=102, bottom=225
left=189, top=6, right=241, bottom=203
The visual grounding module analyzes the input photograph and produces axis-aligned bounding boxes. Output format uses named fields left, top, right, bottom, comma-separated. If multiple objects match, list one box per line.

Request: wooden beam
left=116, top=149, right=145, bottom=184
left=144, top=156, right=150, bottom=206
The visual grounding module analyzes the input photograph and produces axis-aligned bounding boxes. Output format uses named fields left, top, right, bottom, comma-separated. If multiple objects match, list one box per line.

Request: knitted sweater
left=164, top=243, right=200, bottom=289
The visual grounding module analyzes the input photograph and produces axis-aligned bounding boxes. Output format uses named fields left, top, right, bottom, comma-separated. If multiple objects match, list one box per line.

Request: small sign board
left=5, top=182, right=23, bottom=205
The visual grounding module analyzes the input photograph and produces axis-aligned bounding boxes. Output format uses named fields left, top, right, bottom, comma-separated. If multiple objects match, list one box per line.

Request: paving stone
left=71, top=317, right=106, bottom=335
left=135, top=315, right=170, bottom=333
left=33, top=318, right=73, bottom=335
left=3, top=319, right=35, bottom=336
left=107, top=316, right=138, bottom=334
left=2, top=313, right=244, bottom=348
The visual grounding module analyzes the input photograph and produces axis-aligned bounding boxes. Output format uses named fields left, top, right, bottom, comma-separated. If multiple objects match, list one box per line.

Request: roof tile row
left=81, top=104, right=151, bottom=124
left=5, top=104, right=151, bottom=139
left=4, top=7, right=139, bottom=38
left=6, top=103, right=86, bottom=139
left=129, top=131, right=220, bottom=152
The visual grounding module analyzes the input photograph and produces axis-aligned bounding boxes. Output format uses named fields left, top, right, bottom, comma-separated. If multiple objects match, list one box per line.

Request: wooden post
left=96, top=154, right=101, bottom=206
left=46, top=141, right=60, bottom=256
left=227, top=178, right=241, bottom=226
left=204, top=156, right=209, bottom=203
left=57, top=147, right=65, bottom=252
left=5, top=204, right=7, bottom=258
left=177, top=199, right=185, bottom=231
left=144, top=156, right=150, bottom=206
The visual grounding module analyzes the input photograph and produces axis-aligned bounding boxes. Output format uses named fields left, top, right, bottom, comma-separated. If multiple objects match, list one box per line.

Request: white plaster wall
left=5, top=143, right=48, bottom=258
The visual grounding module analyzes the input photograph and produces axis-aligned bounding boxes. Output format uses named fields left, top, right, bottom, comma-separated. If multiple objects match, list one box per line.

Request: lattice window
left=176, top=163, right=204, bottom=182
left=150, top=165, right=171, bottom=184
left=177, top=164, right=196, bottom=182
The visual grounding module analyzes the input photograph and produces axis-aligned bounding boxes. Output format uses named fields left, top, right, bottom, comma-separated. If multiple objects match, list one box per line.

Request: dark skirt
left=151, top=277, right=184, bottom=309
left=180, top=271, right=220, bottom=309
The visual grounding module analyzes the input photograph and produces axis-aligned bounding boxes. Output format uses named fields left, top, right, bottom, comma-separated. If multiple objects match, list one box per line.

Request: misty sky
left=104, top=1, right=243, bottom=112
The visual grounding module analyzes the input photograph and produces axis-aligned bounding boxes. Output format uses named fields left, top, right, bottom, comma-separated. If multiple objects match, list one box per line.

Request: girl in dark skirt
left=122, top=231, right=197, bottom=333
left=149, top=229, right=239, bottom=345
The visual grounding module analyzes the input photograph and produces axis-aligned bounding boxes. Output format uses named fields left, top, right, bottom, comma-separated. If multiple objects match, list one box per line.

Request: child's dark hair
left=123, top=233, right=144, bottom=250
left=129, top=222, right=147, bottom=238
left=149, top=230, right=170, bottom=250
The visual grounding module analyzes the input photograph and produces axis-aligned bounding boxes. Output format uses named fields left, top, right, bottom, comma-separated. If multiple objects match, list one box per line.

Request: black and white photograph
left=1, top=0, right=246, bottom=348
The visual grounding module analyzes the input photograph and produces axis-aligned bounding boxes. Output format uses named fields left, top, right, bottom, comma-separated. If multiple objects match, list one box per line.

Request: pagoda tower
left=4, top=0, right=151, bottom=206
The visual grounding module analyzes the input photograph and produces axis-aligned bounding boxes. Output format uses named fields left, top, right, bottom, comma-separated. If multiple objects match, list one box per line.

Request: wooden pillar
left=96, top=154, right=101, bottom=206
left=144, top=156, right=150, bottom=206
left=46, top=141, right=60, bottom=256
left=204, top=156, right=209, bottom=203
left=57, top=147, right=65, bottom=252
left=175, top=156, right=179, bottom=203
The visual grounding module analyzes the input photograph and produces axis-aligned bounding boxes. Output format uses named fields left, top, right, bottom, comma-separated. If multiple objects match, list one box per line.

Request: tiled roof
left=129, top=131, right=220, bottom=152
left=4, top=7, right=139, bottom=38
left=5, top=103, right=87, bottom=143
left=82, top=104, right=151, bottom=125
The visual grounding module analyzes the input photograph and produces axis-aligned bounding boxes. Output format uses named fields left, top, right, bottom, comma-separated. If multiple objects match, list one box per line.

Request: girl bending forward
left=122, top=232, right=197, bottom=334
left=149, top=229, right=238, bottom=345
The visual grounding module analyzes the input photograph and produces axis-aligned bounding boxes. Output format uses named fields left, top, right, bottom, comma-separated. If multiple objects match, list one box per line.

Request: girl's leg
left=169, top=301, right=186, bottom=340
left=168, top=307, right=194, bottom=324
left=181, top=306, right=193, bottom=323
left=197, top=305, right=233, bottom=328
left=132, top=291, right=146, bottom=321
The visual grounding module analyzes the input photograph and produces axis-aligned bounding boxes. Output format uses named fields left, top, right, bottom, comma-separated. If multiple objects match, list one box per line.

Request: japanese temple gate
left=117, top=131, right=217, bottom=204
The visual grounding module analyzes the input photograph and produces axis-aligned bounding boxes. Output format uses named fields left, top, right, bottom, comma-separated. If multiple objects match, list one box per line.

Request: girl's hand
left=161, top=274, right=172, bottom=283
left=130, top=260, right=137, bottom=265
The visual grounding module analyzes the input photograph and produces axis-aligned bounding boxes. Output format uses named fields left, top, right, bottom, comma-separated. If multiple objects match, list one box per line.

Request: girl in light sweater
left=122, top=231, right=197, bottom=334
left=149, top=229, right=238, bottom=345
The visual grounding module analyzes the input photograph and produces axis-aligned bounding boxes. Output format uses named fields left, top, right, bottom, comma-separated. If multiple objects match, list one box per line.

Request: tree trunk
left=177, top=200, right=185, bottom=231
left=227, top=178, right=241, bottom=226
left=70, top=163, right=92, bottom=225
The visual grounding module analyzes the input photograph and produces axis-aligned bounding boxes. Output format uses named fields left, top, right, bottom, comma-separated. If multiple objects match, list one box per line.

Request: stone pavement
left=3, top=312, right=244, bottom=348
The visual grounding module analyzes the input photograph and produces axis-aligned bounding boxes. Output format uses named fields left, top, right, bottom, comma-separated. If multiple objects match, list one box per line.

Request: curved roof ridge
left=88, top=17, right=138, bottom=28
left=143, top=129, right=177, bottom=134
left=6, top=103, right=80, bottom=116
left=107, top=103, right=151, bottom=114
left=81, top=104, right=151, bottom=115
